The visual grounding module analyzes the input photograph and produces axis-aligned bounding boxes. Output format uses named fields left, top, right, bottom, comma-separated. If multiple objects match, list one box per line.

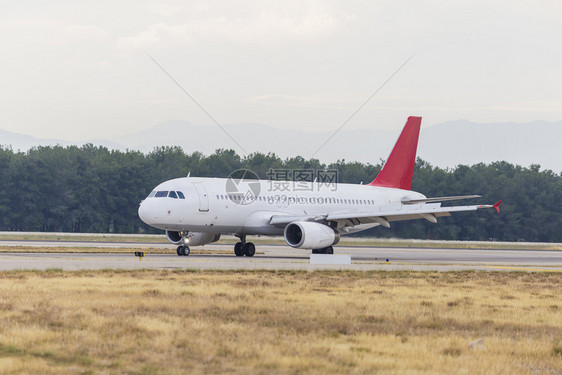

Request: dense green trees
left=0, top=145, right=560, bottom=241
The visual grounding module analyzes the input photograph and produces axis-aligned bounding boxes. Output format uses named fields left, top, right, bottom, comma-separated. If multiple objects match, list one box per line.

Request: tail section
left=367, top=116, right=421, bottom=190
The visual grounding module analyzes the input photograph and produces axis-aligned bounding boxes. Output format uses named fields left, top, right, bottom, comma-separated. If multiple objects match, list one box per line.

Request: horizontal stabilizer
left=402, top=195, right=481, bottom=204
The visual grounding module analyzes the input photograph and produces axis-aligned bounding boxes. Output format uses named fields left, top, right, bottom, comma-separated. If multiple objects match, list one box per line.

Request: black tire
left=311, top=249, right=320, bottom=254
left=234, top=242, right=244, bottom=256
left=243, top=242, right=255, bottom=257
left=177, top=246, right=183, bottom=256
left=326, top=246, right=334, bottom=254
left=183, top=246, right=190, bottom=256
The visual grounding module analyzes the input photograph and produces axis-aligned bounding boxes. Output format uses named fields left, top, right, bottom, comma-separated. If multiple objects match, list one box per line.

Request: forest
left=0, top=145, right=560, bottom=242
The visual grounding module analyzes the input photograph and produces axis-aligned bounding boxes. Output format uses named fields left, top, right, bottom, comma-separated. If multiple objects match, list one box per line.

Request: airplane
left=138, top=116, right=501, bottom=256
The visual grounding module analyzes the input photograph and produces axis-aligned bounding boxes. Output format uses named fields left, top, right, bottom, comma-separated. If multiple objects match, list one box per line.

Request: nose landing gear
left=176, top=233, right=191, bottom=256
left=177, top=245, right=190, bottom=256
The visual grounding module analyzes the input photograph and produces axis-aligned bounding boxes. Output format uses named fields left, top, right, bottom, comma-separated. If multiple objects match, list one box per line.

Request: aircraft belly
left=240, top=210, right=287, bottom=235
left=240, top=226, right=284, bottom=235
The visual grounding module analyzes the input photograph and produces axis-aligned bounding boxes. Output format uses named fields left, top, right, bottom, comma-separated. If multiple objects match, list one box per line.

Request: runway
left=1, top=241, right=562, bottom=272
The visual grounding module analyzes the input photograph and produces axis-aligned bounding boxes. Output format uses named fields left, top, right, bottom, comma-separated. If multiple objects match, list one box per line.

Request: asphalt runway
left=1, top=241, right=562, bottom=272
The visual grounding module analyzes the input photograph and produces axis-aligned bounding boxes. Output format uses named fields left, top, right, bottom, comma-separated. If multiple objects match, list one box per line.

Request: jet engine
left=165, top=231, right=221, bottom=246
left=284, top=221, right=340, bottom=249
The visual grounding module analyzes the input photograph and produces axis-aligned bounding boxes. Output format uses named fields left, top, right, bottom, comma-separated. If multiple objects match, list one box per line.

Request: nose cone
left=138, top=201, right=153, bottom=226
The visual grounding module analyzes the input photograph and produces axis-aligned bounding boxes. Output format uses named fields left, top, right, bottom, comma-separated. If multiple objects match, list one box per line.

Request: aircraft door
left=192, top=183, right=210, bottom=212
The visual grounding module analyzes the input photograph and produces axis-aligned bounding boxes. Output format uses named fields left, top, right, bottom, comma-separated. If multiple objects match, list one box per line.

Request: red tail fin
left=367, top=116, right=421, bottom=190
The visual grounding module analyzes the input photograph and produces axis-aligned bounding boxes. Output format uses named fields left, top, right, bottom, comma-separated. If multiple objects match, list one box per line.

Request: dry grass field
left=0, top=270, right=561, bottom=374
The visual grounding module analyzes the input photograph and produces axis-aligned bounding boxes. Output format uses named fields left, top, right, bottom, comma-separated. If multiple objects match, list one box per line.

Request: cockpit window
left=155, top=191, right=168, bottom=198
left=168, top=191, right=178, bottom=199
left=148, top=191, right=156, bottom=198
left=177, top=191, right=185, bottom=199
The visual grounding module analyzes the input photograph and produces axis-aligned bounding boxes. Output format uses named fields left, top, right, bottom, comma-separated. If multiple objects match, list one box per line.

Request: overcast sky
left=1, top=1, right=561, bottom=145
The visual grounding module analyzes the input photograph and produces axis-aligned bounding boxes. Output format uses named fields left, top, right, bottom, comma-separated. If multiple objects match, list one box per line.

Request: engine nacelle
left=166, top=231, right=221, bottom=246
left=166, top=230, right=183, bottom=245
left=284, top=221, right=340, bottom=249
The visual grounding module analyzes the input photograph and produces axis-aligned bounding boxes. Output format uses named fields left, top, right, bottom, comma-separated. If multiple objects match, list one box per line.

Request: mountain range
left=1, top=120, right=561, bottom=172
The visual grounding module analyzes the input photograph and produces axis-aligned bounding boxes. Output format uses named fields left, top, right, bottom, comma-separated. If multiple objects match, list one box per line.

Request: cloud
left=116, top=22, right=190, bottom=50
left=116, top=6, right=349, bottom=50
left=143, top=3, right=184, bottom=16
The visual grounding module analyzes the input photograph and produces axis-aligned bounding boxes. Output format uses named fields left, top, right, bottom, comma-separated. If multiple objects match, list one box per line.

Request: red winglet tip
left=493, top=200, right=502, bottom=213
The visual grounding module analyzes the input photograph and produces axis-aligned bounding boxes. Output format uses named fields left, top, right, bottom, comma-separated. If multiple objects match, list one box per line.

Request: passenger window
left=155, top=191, right=168, bottom=198
left=177, top=191, right=185, bottom=199
left=169, top=191, right=178, bottom=199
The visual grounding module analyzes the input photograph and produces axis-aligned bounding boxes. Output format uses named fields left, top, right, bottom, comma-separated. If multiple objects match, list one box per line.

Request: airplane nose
left=138, top=201, right=152, bottom=225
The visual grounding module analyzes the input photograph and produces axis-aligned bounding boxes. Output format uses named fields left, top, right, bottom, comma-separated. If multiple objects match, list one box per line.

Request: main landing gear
left=311, top=246, right=334, bottom=255
left=234, top=234, right=255, bottom=257
left=177, top=245, right=190, bottom=256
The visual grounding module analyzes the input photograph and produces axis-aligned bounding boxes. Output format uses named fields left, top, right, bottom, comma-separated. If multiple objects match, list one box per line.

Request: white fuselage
left=138, top=177, right=425, bottom=236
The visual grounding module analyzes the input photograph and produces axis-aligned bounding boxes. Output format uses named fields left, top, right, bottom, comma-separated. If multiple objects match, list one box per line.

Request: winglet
left=493, top=200, right=502, bottom=214
left=367, top=116, right=421, bottom=190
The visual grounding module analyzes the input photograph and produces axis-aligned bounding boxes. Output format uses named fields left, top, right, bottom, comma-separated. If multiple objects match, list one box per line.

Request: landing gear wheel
left=234, top=242, right=244, bottom=256
left=243, top=242, right=255, bottom=257
left=312, top=246, right=334, bottom=254
left=177, top=245, right=190, bottom=256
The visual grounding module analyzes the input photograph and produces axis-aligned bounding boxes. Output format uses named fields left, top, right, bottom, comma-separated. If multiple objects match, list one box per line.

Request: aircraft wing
left=269, top=201, right=501, bottom=230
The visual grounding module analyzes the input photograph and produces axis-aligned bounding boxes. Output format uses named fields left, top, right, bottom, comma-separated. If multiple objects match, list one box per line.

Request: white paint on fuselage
left=138, top=177, right=426, bottom=236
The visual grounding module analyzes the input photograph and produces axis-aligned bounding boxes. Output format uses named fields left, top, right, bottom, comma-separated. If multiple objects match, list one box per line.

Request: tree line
left=0, top=145, right=560, bottom=242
